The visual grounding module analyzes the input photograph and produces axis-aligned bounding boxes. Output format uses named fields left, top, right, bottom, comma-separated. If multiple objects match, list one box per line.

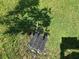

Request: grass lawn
left=40, top=0, right=79, bottom=59
left=0, top=0, right=19, bottom=16
left=0, top=0, right=79, bottom=59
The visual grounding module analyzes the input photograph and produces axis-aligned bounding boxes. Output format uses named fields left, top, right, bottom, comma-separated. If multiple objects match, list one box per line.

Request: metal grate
left=27, top=31, right=48, bottom=54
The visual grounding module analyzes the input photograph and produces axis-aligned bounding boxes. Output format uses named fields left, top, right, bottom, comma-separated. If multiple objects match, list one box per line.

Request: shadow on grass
left=64, top=52, right=79, bottom=59
left=60, top=37, right=79, bottom=59
left=7, top=0, right=39, bottom=16
left=0, top=0, right=52, bottom=35
left=0, top=0, right=52, bottom=59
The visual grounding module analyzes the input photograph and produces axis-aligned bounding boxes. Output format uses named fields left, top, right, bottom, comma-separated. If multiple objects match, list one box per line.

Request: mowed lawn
left=40, top=0, right=79, bottom=59
left=0, top=0, right=79, bottom=59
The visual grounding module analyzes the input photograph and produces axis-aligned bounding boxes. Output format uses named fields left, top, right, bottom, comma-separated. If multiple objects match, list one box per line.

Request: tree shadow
left=0, top=0, right=52, bottom=35
left=7, top=0, right=39, bottom=16
left=60, top=37, right=79, bottom=59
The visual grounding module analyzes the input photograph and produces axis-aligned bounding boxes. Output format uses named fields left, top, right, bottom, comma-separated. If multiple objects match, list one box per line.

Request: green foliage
left=0, top=0, right=51, bottom=59
left=0, top=0, right=51, bottom=35
left=1, top=0, right=79, bottom=59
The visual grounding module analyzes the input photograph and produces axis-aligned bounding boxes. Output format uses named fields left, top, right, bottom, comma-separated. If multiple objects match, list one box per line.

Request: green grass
left=0, top=0, right=19, bottom=16
left=0, top=0, right=79, bottom=59
left=40, top=0, right=79, bottom=59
